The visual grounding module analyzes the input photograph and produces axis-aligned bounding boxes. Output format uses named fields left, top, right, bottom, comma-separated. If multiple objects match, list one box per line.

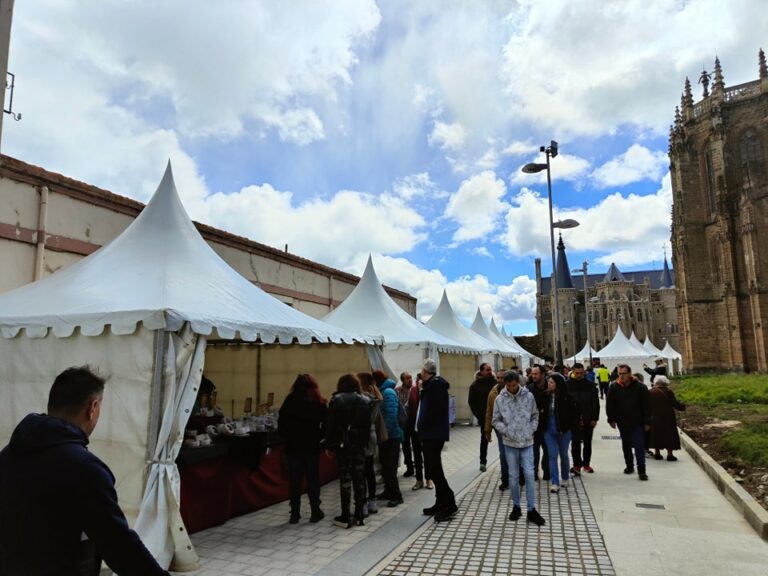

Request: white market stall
left=567, top=340, right=598, bottom=365
left=323, top=258, right=477, bottom=420
left=593, top=327, right=654, bottom=378
left=662, top=340, right=684, bottom=375
left=490, top=318, right=535, bottom=368
left=470, top=309, right=524, bottom=368
left=0, top=165, right=376, bottom=570
left=426, top=291, right=503, bottom=420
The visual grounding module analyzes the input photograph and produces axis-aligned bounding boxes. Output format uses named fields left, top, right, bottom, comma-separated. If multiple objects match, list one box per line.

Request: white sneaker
left=550, top=484, right=559, bottom=493
left=561, top=479, right=569, bottom=488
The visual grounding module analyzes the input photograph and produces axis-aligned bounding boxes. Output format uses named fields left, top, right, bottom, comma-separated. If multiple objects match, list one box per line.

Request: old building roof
left=603, top=262, right=626, bottom=283
left=660, top=257, right=674, bottom=288
left=555, top=235, right=574, bottom=289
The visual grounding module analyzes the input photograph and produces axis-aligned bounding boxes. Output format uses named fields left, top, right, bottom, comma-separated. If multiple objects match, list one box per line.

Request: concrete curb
left=679, top=428, right=768, bottom=540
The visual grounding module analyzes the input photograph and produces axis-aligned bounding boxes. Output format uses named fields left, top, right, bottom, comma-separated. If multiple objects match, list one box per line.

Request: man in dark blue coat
left=0, top=366, right=169, bottom=576
left=417, top=358, right=457, bottom=522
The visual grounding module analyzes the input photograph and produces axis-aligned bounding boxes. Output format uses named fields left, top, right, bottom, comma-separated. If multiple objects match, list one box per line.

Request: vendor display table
left=179, top=434, right=338, bottom=534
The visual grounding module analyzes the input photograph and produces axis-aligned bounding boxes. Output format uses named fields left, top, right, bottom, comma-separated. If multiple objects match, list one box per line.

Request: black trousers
left=411, top=430, right=425, bottom=482
left=363, top=454, right=376, bottom=500
left=532, top=431, right=550, bottom=479
left=336, top=448, right=366, bottom=519
left=571, top=424, right=595, bottom=467
left=402, top=428, right=414, bottom=470
left=379, top=438, right=402, bottom=498
left=287, top=451, right=321, bottom=513
left=422, top=439, right=455, bottom=510
left=479, top=427, right=489, bottom=465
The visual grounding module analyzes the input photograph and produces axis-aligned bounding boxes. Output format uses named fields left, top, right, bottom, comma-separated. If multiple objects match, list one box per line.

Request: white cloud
left=469, top=246, right=493, bottom=258
left=475, top=147, right=500, bottom=170
left=591, top=144, right=669, bottom=188
left=510, top=153, right=591, bottom=186
left=501, top=0, right=768, bottom=136
left=262, top=108, right=325, bottom=146
left=444, top=171, right=508, bottom=242
left=198, top=186, right=426, bottom=270
left=393, top=172, right=437, bottom=200
left=428, top=120, right=468, bottom=151
left=503, top=173, right=673, bottom=266
left=502, top=141, right=538, bottom=156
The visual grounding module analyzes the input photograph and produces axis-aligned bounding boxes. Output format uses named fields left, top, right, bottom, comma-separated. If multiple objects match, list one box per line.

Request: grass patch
left=721, top=422, right=768, bottom=466
left=673, top=373, right=768, bottom=405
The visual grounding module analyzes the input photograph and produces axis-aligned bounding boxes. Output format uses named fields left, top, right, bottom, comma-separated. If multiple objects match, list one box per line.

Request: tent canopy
left=567, top=340, right=597, bottom=363
left=642, top=337, right=666, bottom=357
left=470, top=309, right=521, bottom=359
left=0, top=164, right=373, bottom=346
left=426, top=291, right=501, bottom=353
left=596, top=327, right=654, bottom=359
left=489, top=317, right=533, bottom=359
left=662, top=341, right=682, bottom=359
left=323, top=257, right=471, bottom=353
left=629, top=331, right=649, bottom=353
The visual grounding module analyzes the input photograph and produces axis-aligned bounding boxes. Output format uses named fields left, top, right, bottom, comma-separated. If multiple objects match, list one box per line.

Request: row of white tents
left=567, top=327, right=683, bottom=377
left=0, top=166, right=540, bottom=571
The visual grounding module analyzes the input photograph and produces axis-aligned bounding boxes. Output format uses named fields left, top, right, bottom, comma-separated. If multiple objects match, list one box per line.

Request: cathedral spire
left=660, top=256, right=674, bottom=288
left=683, top=77, right=694, bottom=108
left=713, top=56, right=725, bottom=91
left=759, top=48, right=767, bottom=79
left=674, top=105, right=681, bottom=128
left=555, top=234, right=574, bottom=290
left=698, top=67, right=711, bottom=98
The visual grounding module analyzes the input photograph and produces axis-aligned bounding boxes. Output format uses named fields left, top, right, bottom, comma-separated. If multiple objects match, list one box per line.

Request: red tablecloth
left=180, top=445, right=338, bottom=534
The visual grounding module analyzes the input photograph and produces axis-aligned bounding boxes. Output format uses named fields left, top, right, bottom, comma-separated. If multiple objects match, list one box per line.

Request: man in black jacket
left=567, top=363, right=600, bottom=474
left=526, top=365, right=550, bottom=481
left=0, top=366, right=169, bottom=576
left=468, top=363, right=496, bottom=472
left=418, top=358, right=457, bottom=522
left=606, top=364, right=652, bottom=481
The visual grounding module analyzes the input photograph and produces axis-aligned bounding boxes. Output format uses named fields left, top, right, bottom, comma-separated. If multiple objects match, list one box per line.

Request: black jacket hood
left=7, top=413, right=88, bottom=456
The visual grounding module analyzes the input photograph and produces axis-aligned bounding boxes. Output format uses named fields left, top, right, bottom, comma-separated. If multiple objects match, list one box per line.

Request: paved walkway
left=175, top=420, right=768, bottom=576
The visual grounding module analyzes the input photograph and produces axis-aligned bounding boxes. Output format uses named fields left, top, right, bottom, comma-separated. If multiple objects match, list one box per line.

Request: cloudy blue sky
left=4, top=1, right=767, bottom=335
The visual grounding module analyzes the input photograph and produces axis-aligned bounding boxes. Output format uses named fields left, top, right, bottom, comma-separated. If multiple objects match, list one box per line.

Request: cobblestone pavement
left=375, top=464, right=615, bottom=576
left=183, top=424, right=488, bottom=576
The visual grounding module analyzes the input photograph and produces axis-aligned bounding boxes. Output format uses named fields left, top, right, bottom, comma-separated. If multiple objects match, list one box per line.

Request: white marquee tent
left=662, top=340, right=684, bottom=374
left=567, top=340, right=598, bottom=365
left=0, top=165, right=376, bottom=571
left=641, top=336, right=676, bottom=376
left=629, top=331, right=650, bottom=354
left=470, top=309, right=524, bottom=367
left=594, top=327, right=654, bottom=377
left=323, top=257, right=479, bottom=402
left=489, top=318, right=534, bottom=367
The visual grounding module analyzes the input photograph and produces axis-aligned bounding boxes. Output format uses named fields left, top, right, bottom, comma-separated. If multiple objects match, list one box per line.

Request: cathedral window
left=740, top=129, right=765, bottom=188
left=704, top=149, right=717, bottom=215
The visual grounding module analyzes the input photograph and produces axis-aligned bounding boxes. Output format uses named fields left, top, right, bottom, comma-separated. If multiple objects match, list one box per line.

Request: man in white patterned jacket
left=492, top=370, right=546, bottom=526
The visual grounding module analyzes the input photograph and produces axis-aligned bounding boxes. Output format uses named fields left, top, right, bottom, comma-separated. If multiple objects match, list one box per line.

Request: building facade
left=0, top=155, right=416, bottom=318
left=535, top=237, right=678, bottom=361
left=669, top=52, right=768, bottom=371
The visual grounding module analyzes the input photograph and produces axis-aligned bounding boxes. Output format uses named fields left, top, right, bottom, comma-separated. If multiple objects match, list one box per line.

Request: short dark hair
left=479, top=362, right=491, bottom=372
left=47, top=366, right=105, bottom=417
left=503, top=370, right=520, bottom=383
left=572, top=362, right=584, bottom=370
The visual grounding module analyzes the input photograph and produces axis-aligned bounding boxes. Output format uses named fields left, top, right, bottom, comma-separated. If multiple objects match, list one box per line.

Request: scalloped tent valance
left=0, top=163, right=377, bottom=345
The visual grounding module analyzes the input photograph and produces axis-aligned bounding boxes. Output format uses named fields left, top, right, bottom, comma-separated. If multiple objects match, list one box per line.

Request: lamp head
left=552, top=218, right=580, bottom=229
left=522, top=162, right=547, bottom=174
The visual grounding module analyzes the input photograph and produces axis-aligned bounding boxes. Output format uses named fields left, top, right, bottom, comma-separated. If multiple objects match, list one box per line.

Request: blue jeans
left=504, top=445, right=535, bottom=511
left=618, top=424, right=646, bottom=474
left=544, top=429, right=572, bottom=486
left=495, top=430, right=508, bottom=485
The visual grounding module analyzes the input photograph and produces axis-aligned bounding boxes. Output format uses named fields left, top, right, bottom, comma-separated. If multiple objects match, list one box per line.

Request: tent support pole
left=146, top=330, right=169, bottom=474
left=256, top=345, right=262, bottom=406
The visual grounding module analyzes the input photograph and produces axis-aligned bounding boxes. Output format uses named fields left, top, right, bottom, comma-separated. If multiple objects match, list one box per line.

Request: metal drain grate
left=635, top=503, right=666, bottom=510
left=601, top=435, right=622, bottom=440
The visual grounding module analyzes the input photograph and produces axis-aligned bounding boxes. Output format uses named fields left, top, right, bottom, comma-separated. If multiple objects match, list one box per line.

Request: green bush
left=721, top=422, right=768, bottom=466
left=674, top=374, right=768, bottom=405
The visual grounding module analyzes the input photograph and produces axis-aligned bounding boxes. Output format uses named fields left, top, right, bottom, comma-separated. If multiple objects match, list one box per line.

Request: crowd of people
left=277, top=358, right=457, bottom=529
left=0, top=357, right=686, bottom=573
left=469, top=359, right=686, bottom=511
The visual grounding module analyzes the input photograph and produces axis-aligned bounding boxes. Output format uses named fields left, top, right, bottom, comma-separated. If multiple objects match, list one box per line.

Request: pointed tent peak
left=713, top=56, right=724, bottom=89
left=359, top=254, right=383, bottom=287
left=660, top=256, right=674, bottom=288
left=555, top=234, right=574, bottom=289
left=759, top=48, right=767, bottom=79
left=603, top=262, right=626, bottom=283
left=489, top=317, right=501, bottom=335
left=471, top=307, right=487, bottom=329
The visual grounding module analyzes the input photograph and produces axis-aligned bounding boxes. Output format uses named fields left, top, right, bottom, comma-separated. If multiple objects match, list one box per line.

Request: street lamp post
left=522, top=141, right=579, bottom=367
left=572, top=260, right=593, bottom=367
